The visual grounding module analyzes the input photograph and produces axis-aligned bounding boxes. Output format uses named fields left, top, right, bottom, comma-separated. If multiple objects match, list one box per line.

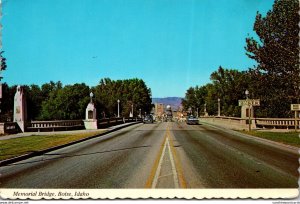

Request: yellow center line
left=144, top=123, right=169, bottom=188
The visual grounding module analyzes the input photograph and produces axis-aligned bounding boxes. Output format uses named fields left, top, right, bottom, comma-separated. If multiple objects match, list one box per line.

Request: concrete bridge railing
left=26, top=120, right=84, bottom=132
left=0, top=122, right=21, bottom=134
left=0, top=117, right=142, bottom=134
left=200, top=116, right=300, bottom=130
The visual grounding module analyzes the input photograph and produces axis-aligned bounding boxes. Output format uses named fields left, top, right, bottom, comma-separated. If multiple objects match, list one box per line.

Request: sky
left=2, top=0, right=274, bottom=98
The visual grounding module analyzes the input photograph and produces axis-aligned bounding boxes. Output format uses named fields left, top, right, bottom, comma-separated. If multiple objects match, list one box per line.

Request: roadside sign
left=291, top=104, right=300, bottom=111
left=239, top=99, right=260, bottom=106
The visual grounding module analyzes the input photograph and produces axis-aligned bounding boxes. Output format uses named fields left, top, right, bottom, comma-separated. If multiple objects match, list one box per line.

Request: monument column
left=13, top=86, right=27, bottom=132
left=84, top=92, right=98, bottom=130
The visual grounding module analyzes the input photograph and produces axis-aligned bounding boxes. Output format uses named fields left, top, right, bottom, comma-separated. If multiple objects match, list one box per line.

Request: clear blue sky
left=2, top=0, right=274, bottom=97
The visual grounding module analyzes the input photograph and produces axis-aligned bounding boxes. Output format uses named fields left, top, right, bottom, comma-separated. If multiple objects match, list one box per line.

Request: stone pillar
left=84, top=102, right=97, bottom=129
left=84, top=93, right=97, bottom=129
left=241, top=105, right=254, bottom=119
left=204, top=103, right=208, bottom=116
left=13, top=86, right=27, bottom=132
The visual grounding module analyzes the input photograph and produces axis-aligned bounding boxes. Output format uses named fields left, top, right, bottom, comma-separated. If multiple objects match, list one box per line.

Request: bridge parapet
left=1, top=117, right=142, bottom=134
left=0, top=122, right=21, bottom=134
left=200, top=116, right=300, bottom=130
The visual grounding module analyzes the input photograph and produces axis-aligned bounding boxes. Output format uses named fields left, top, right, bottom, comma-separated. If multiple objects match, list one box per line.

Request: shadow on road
left=4, top=145, right=151, bottom=167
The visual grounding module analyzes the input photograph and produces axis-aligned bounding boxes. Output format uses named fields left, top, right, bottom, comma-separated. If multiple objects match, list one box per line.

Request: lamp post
left=117, top=99, right=120, bottom=118
left=245, top=89, right=251, bottom=131
left=131, top=104, right=134, bottom=117
left=196, top=108, right=198, bottom=118
left=217, top=98, right=221, bottom=117
left=90, top=92, right=94, bottom=103
left=204, top=103, right=207, bottom=116
left=139, top=108, right=141, bottom=118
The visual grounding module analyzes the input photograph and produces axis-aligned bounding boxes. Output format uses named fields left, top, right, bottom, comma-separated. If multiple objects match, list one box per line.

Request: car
left=143, top=115, right=154, bottom=124
left=186, top=115, right=199, bottom=125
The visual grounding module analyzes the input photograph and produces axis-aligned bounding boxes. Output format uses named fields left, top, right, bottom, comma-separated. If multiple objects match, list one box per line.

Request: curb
left=200, top=121, right=299, bottom=153
left=0, top=121, right=142, bottom=167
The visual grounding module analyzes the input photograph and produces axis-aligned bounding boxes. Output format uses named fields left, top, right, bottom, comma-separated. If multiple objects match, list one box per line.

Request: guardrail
left=200, top=116, right=300, bottom=130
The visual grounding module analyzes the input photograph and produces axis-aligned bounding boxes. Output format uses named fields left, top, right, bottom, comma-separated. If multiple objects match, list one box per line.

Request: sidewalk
left=200, top=120, right=299, bottom=152
left=0, top=122, right=139, bottom=141
left=200, top=118, right=300, bottom=133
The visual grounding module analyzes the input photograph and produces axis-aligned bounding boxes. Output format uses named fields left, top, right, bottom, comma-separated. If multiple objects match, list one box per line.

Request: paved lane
left=170, top=122, right=298, bottom=188
left=0, top=123, right=167, bottom=188
left=0, top=121, right=298, bottom=188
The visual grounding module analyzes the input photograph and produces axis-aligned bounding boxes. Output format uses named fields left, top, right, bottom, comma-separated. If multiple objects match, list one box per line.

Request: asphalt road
left=0, top=122, right=298, bottom=188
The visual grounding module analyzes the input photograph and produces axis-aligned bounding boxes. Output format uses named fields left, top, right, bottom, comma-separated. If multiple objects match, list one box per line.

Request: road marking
left=168, top=126, right=187, bottom=188
left=144, top=125, right=168, bottom=188
left=145, top=123, right=186, bottom=188
left=151, top=137, right=168, bottom=188
left=166, top=138, right=179, bottom=188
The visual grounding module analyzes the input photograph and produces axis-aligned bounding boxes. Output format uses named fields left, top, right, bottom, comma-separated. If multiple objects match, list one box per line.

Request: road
left=0, top=122, right=298, bottom=188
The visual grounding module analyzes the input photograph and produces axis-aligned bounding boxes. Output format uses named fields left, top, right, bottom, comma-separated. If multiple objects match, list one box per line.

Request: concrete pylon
left=13, top=86, right=27, bottom=132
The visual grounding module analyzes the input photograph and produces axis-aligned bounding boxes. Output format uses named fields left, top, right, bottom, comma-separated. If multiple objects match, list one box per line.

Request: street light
left=131, top=104, right=134, bottom=117
left=217, top=98, right=221, bottom=116
left=117, top=99, right=120, bottom=118
left=90, top=92, right=94, bottom=103
left=139, top=108, right=141, bottom=118
left=245, top=89, right=249, bottom=99
left=245, top=90, right=251, bottom=131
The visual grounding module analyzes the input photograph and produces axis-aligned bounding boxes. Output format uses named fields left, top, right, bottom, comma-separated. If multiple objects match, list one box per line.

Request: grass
left=238, top=130, right=300, bottom=147
left=0, top=130, right=106, bottom=161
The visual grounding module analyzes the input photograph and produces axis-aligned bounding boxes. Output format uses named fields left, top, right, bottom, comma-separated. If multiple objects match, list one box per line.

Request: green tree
left=210, top=66, right=250, bottom=116
left=94, top=78, right=152, bottom=118
left=183, top=67, right=250, bottom=117
left=39, top=82, right=90, bottom=120
left=23, top=85, right=43, bottom=120
left=0, top=83, right=16, bottom=122
left=245, top=0, right=299, bottom=117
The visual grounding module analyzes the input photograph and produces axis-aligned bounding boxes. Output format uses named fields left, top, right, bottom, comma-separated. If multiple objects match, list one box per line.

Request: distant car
left=186, top=115, right=199, bottom=125
left=143, top=115, right=154, bottom=124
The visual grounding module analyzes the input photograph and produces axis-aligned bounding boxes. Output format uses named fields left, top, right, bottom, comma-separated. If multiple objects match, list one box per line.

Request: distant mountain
left=152, top=97, right=183, bottom=110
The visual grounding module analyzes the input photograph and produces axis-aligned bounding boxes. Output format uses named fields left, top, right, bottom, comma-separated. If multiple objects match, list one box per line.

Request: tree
left=23, top=84, right=43, bottom=120
left=0, top=83, right=16, bottom=122
left=94, top=78, right=152, bottom=118
left=0, top=51, right=7, bottom=72
left=40, top=83, right=90, bottom=120
left=245, top=0, right=299, bottom=117
left=210, top=66, right=250, bottom=116
left=183, top=67, right=250, bottom=117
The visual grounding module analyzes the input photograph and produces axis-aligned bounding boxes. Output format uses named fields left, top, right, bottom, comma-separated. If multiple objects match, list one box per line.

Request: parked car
left=143, top=115, right=154, bottom=124
left=186, top=115, right=199, bottom=125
